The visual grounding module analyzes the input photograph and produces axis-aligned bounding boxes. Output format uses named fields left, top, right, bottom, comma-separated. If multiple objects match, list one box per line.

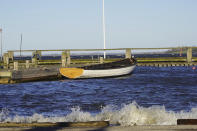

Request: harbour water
left=1, top=66, right=197, bottom=126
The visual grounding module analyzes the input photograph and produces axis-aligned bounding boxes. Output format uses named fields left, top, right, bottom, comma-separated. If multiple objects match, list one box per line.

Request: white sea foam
left=1, top=102, right=197, bottom=126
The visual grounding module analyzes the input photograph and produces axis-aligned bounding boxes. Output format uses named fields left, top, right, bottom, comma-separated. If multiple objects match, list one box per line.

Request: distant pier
left=0, top=47, right=196, bottom=84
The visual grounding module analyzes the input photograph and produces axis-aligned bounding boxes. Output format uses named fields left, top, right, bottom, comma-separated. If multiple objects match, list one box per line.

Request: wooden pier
left=0, top=47, right=196, bottom=84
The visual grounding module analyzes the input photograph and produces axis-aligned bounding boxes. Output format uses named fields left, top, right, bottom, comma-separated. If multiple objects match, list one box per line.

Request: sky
left=0, top=0, right=197, bottom=52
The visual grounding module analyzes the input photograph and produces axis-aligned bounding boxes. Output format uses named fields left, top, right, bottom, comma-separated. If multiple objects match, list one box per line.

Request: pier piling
left=8, top=51, right=14, bottom=61
left=13, top=61, right=18, bottom=71
left=25, top=60, right=30, bottom=69
left=61, top=50, right=71, bottom=67
left=3, top=53, right=9, bottom=69
left=125, top=49, right=131, bottom=58
left=100, top=57, right=104, bottom=63
left=61, top=51, right=66, bottom=67
left=66, top=50, right=71, bottom=65
left=32, top=51, right=39, bottom=67
left=187, top=47, right=192, bottom=63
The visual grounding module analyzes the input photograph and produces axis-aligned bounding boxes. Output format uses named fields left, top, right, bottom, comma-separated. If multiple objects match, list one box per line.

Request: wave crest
left=1, top=102, right=197, bottom=126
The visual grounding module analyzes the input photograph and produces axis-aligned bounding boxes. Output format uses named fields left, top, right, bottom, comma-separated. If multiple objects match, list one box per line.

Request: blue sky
left=0, top=0, right=197, bottom=52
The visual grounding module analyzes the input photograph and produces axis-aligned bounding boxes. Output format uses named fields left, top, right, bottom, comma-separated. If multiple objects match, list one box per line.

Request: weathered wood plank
left=177, top=119, right=197, bottom=125
left=11, top=67, right=61, bottom=83
left=0, top=121, right=109, bottom=127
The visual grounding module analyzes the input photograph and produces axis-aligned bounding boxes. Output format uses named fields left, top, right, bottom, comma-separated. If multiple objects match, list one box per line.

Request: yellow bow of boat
left=59, top=68, right=84, bottom=79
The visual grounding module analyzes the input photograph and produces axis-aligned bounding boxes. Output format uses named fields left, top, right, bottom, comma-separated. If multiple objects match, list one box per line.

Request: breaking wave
left=1, top=102, right=197, bottom=126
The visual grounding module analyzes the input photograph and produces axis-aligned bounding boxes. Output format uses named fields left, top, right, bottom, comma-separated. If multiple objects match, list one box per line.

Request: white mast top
left=102, top=0, right=106, bottom=59
left=20, top=34, right=23, bottom=57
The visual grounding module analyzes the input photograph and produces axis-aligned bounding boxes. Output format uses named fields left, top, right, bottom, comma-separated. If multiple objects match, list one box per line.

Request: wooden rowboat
left=59, top=58, right=136, bottom=79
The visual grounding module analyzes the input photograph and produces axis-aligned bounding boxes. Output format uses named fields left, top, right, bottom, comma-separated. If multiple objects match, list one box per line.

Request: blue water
left=1, top=66, right=197, bottom=125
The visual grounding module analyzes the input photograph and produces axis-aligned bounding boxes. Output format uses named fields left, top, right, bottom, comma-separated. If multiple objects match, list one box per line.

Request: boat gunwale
left=80, top=58, right=137, bottom=70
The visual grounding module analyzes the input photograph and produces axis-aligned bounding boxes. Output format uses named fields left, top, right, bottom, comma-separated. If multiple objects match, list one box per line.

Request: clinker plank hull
left=60, top=58, right=136, bottom=79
